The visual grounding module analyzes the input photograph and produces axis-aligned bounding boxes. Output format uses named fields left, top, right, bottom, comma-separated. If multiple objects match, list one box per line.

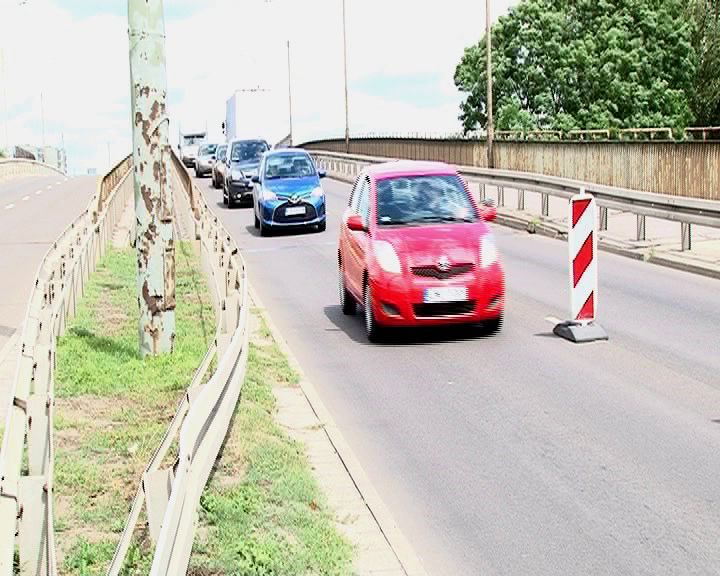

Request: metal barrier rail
left=107, top=149, right=249, bottom=576
left=0, top=159, right=66, bottom=182
left=310, top=150, right=720, bottom=251
left=97, top=155, right=133, bottom=217
left=0, top=154, right=133, bottom=576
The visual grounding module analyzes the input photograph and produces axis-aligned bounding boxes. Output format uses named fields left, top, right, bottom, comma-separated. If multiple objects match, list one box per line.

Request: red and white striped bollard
left=553, top=187, right=608, bottom=342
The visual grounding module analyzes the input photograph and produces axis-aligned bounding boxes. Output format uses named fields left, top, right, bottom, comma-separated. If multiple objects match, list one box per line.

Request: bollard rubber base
left=553, top=321, right=608, bottom=343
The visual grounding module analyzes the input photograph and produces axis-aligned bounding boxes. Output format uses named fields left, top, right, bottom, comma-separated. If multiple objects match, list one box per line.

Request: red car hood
left=375, top=222, right=487, bottom=268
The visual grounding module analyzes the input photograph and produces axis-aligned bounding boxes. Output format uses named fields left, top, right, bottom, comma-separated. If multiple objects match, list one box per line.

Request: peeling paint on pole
left=128, top=0, right=175, bottom=356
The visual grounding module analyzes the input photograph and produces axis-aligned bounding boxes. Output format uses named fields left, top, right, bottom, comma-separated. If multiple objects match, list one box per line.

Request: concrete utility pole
left=485, top=0, right=494, bottom=168
left=40, top=91, right=45, bottom=147
left=128, top=0, right=176, bottom=356
left=342, top=0, right=350, bottom=153
left=0, top=48, right=8, bottom=152
left=287, top=40, right=293, bottom=146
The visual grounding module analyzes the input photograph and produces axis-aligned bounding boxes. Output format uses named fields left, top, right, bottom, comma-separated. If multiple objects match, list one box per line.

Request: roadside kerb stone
left=250, top=284, right=430, bottom=576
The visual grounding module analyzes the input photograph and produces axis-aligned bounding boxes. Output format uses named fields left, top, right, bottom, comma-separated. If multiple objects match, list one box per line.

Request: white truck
left=179, top=129, right=207, bottom=167
left=225, top=88, right=289, bottom=148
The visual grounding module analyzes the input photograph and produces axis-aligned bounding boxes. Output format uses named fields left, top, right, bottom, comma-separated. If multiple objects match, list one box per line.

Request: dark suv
left=223, top=139, right=270, bottom=207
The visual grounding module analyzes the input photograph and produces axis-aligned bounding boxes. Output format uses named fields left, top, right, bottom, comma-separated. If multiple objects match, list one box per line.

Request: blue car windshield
left=376, top=175, right=478, bottom=225
left=264, top=154, right=316, bottom=180
left=231, top=141, right=268, bottom=162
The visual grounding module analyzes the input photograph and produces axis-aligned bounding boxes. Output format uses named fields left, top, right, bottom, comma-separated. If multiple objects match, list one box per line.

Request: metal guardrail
left=0, top=159, right=66, bottom=182
left=310, top=150, right=720, bottom=251
left=97, top=155, right=133, bottom=217
left=108, top=149, right=249, bottom=576
left=0, top=154, right=133, bottom=576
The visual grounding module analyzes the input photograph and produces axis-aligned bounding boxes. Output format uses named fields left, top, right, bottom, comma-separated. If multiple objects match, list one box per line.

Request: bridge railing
left=0, top=159, right=66, bottom=182
left=0, top=155, right=133, bottom=576
left=310, top=150, right=720, bottom=253
left=302, top=136, right=720, bottom=202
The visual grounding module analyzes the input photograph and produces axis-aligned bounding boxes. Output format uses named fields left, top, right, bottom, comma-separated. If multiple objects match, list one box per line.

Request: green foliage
left=55, top=242, right=213, bottom=576
left=455, top=0, right=697, bottom=133
left=56, top=242, right=214, bottom=396
left=496, top=97, right=537, bottom=132
left=190, top=320, right=353, bottom=576
left=63, top=539, right=116, bottom=574
left=688, top=0, right=720, bottom=126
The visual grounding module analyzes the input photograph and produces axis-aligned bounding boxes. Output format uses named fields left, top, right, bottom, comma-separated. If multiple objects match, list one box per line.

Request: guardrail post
left=144, top=468, right=174, bottom=544
left=498, top=186, right=505, bottom=207
left=681, top=222, right=692, bottom=251
left=27, top=393, right=49, bottom=476
left=541, top=193, right=549, bottom=217
left=599, top=207, right=608, bottom=231
left=636, top=215, right=646, bottom=241
left=517, top=189, right=525, bottom=211
left=18, top=476, right=48, bottom=576
left=224, top=292, right=240, bottom=334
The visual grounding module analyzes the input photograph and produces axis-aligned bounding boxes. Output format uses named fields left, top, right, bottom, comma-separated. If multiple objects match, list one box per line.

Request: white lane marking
left=46, top=184, right=52, bottom=190
left=545, top=315, right=563, bottom=325
left=22, top=196, right=29, bottom=201
left=4, top=203, right=15, bottom=210
left=35, top=190, right=42, bottom=195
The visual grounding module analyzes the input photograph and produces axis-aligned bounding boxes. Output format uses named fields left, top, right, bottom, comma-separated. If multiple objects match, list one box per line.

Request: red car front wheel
left=339, top=266, right=356, bottom=315
left=364, top=282, right=383, bottom=342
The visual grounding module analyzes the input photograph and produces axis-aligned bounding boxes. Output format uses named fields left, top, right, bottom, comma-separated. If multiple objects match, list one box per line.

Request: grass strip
left=54, top=241, right=214, bottom=575
left=188, top=312, right=353, bottom=576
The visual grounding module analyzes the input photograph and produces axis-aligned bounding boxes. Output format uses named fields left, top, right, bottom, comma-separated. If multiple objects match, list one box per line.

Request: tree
left=454, top=0, right=696, bottom=134
left=688, top=0, right=720, bottom=126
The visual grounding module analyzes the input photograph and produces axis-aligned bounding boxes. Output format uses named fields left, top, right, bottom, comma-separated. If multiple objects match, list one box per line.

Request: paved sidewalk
left=252, top=300, right=429, bottom=576
left=470, top=183, right=720, bottom=278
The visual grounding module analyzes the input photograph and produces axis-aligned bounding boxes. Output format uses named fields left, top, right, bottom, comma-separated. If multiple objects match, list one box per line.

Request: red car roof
left=365, top=160, right=458, bottom=180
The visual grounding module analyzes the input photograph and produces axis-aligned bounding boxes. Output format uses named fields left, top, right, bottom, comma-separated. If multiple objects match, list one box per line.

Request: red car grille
left=411, top=263, right=475, bottom=280
left=413, top=301, right=476, bottom=318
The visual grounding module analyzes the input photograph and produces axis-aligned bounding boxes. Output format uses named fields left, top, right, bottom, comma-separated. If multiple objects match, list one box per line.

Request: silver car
left=194, top=143, right=218, bottom=178
left=212, top=144, right=228, bottom=189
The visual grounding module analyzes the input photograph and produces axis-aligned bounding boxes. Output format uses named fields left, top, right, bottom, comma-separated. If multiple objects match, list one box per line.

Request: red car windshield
left=376, top=174, right=478, bottom=226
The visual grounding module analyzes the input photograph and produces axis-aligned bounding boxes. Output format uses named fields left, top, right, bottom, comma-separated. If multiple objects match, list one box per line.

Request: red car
left=337, top=161, right=505, bottom=341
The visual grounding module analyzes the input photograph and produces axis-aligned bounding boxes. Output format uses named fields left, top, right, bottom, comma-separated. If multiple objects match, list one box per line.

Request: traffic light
left=222, top=121, right=225, bottom=134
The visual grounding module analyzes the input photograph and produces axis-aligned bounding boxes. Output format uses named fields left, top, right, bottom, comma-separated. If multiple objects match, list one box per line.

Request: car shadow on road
left=244, top=224, right=322, bottom=239
left=323, top=304, right=501, bottom=346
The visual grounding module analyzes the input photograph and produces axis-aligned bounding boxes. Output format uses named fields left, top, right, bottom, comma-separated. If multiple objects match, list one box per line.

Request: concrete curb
left=248, top=280, right=429, bottom=576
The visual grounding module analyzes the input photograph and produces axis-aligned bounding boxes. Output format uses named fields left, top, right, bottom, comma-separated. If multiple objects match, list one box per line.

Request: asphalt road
left=195, top=173, right=720, bottom=576
left=0, top=174, right=98, bottom=418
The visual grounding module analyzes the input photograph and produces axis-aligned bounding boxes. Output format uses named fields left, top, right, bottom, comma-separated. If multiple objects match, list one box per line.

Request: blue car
left=252, top=149, right=327, bottom=236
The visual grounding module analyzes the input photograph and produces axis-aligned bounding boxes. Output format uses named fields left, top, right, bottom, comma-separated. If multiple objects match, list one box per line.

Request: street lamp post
left=485, top=0, right=494, bottom=168
left=40, top=91, right=46, bottom=147
left=0, top=48, right=8, bottom=152
left=287, top=40, right=293, bottom=146
left=342, top=0, right=350, bottom=153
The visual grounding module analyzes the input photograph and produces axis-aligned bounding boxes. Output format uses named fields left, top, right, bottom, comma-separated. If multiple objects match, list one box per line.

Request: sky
left=0, top=0, right=517, bottom=174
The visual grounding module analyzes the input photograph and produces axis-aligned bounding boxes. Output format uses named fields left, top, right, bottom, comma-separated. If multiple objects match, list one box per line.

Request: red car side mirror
left=347, top=214, right=366, bottom=232
left=479, top=198, right=497, bottom=222
left=480, top=206, right=497, bottom=222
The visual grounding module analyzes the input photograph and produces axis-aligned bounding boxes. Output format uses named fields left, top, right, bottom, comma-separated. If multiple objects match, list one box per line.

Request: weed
left=54, top=241, right=212, bottom=572
left=189, top=319, right=352, bottom=576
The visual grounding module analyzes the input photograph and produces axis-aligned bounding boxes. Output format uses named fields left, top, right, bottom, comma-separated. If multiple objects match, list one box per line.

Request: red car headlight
left=373, top=240, right=402, bottom=274
left=480, top=235, right=498, bottom=268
